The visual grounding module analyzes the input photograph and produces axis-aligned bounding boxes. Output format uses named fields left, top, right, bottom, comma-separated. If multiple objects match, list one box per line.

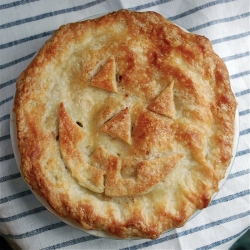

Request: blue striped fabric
left=0, top=0, right=40, bottom=10
left=0, top=0, right=106, bottom=29
left=0, top=0, right=249, bottom=249
left=196, top=226, right=250, bottom=250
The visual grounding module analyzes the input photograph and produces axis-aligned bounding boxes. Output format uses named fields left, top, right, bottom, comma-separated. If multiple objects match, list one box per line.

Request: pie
left=14, top=10, right=237, bottom=239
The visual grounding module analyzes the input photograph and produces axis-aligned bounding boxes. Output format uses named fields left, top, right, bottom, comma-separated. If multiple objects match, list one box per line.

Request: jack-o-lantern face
left=15, top=10, right=237, bottom=239
left=58, top=50, right=212, bottom=197
left=58, top=54, right=185, bottom=196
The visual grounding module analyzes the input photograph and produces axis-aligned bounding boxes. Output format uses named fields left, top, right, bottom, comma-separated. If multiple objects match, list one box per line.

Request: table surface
left=0, top=1, right=249, bottom=249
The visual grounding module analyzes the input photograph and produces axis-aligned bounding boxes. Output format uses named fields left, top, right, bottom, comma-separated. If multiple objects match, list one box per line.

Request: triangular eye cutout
left=148, top=81, right=176, bottom=119
left=90, top=56, right=117, bottom=92
left=100, top=107, right=132, bottom=144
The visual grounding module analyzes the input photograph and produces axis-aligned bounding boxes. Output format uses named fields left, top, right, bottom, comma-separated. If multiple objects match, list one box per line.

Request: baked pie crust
left=14, top=10, right=237, bottom=239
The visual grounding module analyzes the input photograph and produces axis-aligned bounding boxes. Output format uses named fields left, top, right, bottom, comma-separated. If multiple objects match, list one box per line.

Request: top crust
left=14, top=10, right=237, bottom=239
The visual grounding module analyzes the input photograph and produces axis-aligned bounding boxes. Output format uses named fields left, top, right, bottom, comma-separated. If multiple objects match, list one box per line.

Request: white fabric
left=0, top=0, right=249, bottom=249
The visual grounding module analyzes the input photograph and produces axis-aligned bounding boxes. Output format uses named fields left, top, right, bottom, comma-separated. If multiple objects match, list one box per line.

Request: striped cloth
left=0, top=0, right=249, bottom=249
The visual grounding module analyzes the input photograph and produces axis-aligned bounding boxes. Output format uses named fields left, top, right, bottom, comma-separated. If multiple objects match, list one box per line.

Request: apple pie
left=14, top=10, right=237, bottom=239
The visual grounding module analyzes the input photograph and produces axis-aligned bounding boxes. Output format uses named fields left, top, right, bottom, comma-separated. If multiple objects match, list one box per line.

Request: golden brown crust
left=14, top=10, right=237, bottom=239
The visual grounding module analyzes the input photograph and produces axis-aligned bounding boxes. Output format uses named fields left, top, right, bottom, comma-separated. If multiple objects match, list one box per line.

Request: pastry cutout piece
left=105, top=153, right=184, bottom=197
left=100, top=107, right=132, bottom=144
left=59, top=103, right=105, bottom=193
left=91, top=147, right=184, bottom=196
left=148, top=81, right=176, bottom=119
left=90, top=146, right=116, bottom=171
left=91, top=56, right=117, bottom=92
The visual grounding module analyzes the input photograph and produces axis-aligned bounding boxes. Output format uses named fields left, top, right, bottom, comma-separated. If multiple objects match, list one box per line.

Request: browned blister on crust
left=14, top=10, right=237, bottom=239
